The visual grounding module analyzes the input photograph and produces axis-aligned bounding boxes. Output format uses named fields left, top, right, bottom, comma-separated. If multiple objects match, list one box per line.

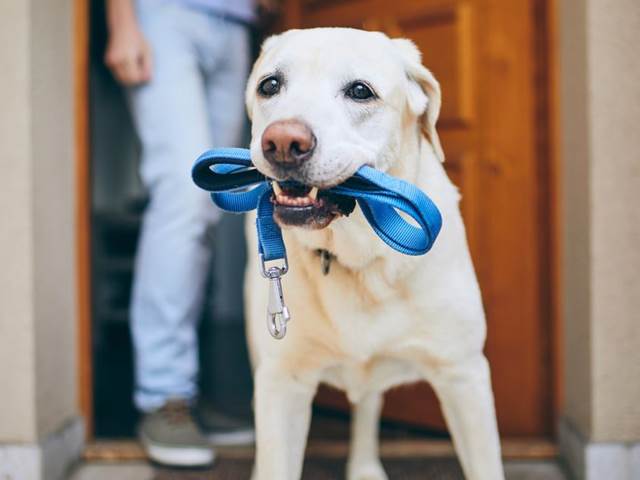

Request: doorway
left=77, top=0, right=560, bottom=442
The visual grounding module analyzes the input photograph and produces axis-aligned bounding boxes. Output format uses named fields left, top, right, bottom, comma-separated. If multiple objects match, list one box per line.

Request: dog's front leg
left=427, top=355, right=505, bottom=480
left=252, top=363, right=317, bottom=480
left=347, top=391, right=388, bottom=480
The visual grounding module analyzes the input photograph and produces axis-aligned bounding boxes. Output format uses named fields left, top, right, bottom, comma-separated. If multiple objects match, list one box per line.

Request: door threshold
left=84, top=438, right=557, bottom=462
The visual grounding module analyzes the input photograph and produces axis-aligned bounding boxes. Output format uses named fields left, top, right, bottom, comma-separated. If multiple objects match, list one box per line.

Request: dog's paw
left=347, top=460, right=389, bottom=480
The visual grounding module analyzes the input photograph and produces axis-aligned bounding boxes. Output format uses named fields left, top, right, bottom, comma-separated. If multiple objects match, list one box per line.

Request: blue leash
left=192, top=147, right=442, bottom=259
left=191, top=147, right=442, bottom=338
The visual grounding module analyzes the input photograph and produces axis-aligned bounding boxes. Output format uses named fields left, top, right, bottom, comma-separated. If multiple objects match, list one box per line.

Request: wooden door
left=279, top=0, right=557, bottom=436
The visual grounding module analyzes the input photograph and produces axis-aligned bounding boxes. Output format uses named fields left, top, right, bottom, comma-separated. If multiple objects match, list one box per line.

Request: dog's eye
left=258, top=76, right=281, bottom=97
left=345, top=81, right=376, bottom=101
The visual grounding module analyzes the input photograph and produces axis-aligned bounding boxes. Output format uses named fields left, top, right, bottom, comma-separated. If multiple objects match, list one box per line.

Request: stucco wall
left=30, top=0, right=77, bottom=440
left=0, top=0, right=38, bottom=442
left=560, top=0, right=640, bottom=442
left=588, top=0, right=640, bottom=442
left=0, top=0, right=76, bottom=443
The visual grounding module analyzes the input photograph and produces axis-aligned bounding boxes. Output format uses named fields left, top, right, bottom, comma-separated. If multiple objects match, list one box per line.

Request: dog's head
left=246, top=28, right=443, bottom=229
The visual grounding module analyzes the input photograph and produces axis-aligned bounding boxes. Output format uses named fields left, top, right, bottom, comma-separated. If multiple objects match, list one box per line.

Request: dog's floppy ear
left=392, top=39, right=444, bottom=162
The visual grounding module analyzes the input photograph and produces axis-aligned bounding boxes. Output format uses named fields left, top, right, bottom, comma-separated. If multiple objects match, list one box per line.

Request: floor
left=70, top=458, right=567, bottom=480
left=74, top=410, right=567, bottom=479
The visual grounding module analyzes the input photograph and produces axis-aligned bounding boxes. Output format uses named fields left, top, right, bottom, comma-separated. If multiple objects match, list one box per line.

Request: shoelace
left=160, top=400, right=192, bottom=425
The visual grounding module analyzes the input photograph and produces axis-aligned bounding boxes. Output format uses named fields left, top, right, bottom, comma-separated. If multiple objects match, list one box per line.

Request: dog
left=243, top=28, right=504, bottom=480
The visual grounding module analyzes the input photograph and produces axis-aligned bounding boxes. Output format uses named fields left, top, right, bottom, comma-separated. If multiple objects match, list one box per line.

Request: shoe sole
left=206, top=429, right=256, bottom=447
left=140, top=433, right=215, bottom=467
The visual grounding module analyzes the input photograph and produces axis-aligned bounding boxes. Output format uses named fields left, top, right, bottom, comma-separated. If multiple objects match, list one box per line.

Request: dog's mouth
left=271, top=181, right=356, bottom=229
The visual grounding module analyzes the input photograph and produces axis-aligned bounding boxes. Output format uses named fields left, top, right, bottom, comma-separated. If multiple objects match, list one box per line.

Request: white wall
left=587, top=0, right=640, bottom=442
left=0, top=0, right=38, bottom=442
left=560, top=0, right=640, bottom=444
left=0, top=0, right=77, bottom=444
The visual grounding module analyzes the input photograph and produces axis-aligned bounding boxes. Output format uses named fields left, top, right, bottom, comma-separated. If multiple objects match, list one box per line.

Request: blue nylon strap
left=256, top=191, right=286, bottom=261
left=192, top=148, right=286, bottom=261
left=192, top=147, right=442, bottom=262
left=331, top=167, right=441, bottom=256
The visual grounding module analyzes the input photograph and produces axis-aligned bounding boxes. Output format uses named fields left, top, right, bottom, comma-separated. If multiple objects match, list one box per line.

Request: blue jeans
left=128, top=2, right=250, bottom=412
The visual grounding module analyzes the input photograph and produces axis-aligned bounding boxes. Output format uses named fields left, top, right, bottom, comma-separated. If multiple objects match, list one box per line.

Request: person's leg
left=128, top=3, right=219, bottom=416
left=193, top=17, right=256, bottom=446
left=200, top=18, right=251, bottom=149
left=127, top=3, right=225, bottom=467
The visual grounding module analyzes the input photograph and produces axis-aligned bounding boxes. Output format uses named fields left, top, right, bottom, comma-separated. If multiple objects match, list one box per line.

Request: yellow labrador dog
left=243, top=28, right=504, bottom=480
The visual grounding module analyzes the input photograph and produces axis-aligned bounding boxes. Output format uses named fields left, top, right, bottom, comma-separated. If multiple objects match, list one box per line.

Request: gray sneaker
left=196, top=401, right=255, bottom=447
left=139, top=399, right=214, bottom=467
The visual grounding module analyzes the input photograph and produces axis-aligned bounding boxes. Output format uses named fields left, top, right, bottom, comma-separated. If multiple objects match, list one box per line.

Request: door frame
left=74, top=0, right=562, bottom=440
left=75, top=0, right=93, bottom=438
left=540, top=0, right=563, bottom=431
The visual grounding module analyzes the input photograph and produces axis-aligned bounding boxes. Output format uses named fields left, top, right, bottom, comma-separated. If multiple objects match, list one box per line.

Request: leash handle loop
left=192, top=148, right=286, bottom=262
left=333, top=166, right=442, bottom=255
left=191, top=148, right=443, bottom=259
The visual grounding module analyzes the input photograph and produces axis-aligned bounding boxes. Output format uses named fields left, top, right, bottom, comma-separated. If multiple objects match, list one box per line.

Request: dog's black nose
left=261, top=119, right=316, bottom=168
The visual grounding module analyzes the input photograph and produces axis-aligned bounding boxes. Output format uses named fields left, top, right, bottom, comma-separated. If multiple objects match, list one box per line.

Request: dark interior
left=89, top=0, right=252, bottom=437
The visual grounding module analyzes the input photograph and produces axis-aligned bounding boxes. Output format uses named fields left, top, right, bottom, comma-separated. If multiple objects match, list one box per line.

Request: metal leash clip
left=260, top=254, right=290, bottom=339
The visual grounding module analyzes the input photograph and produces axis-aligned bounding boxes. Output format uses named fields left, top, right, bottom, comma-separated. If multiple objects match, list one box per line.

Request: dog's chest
left=318, top=289, right=424, bottom=401
left=320, top=356, right=422, bottom=403
left=307, top=258, right=420, bottom=351
left=304, top=255, right=423, bottom=358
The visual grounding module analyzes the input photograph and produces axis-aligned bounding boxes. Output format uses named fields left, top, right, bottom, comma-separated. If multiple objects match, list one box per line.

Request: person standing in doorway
left=105, top=0, right=276, bottom=467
